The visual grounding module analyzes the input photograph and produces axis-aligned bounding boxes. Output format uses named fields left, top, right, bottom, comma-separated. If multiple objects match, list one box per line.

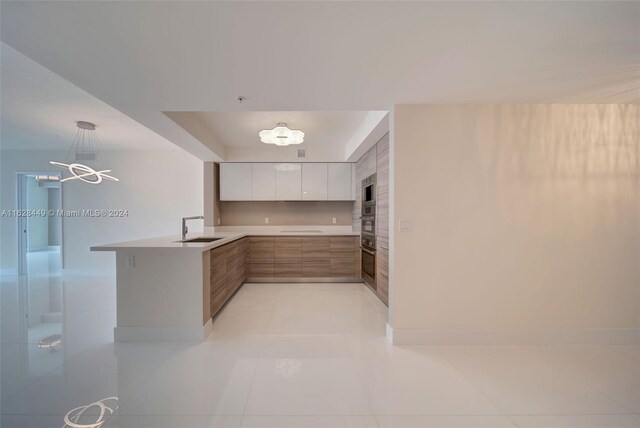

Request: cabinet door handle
left=360, top=246, right=375, bottom=256
left=380, top=245, right=388, bottom=250
left=380, top=272, right=388, bottom=278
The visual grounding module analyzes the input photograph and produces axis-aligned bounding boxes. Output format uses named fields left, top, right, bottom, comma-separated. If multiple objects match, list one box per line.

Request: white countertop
left=91, top=226, right=360, bottom=252
left=90, top=232, right=247, bottom=252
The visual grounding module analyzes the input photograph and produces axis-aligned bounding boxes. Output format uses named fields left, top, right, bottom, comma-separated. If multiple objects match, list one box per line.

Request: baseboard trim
left=247, top=277, right=362, bottom=283
left=115, top=322, right=212, bottom=343
left=386, top=324, right=640, bottom=345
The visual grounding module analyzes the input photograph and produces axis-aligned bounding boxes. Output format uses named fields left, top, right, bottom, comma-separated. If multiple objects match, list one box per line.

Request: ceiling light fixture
left=259, top=122, right=305, bottom=146
left=49, top=121, right=119, bottom=184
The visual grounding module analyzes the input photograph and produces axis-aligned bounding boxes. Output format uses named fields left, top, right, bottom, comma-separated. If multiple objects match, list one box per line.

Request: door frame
left=16, top=171, right=63, bottom=275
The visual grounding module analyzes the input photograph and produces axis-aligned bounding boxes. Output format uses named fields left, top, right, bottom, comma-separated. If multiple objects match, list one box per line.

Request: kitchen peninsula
left=91, top=227, right=360, bottom=342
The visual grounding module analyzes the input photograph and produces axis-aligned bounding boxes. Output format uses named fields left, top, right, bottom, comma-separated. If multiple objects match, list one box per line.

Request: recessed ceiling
left=0, top=44, right=177, bottom=151
left=1, top=1, right=638, bottom=159
left=165, top=110, right=374, bottom=162
left=191, top=111, right=368, bottom=148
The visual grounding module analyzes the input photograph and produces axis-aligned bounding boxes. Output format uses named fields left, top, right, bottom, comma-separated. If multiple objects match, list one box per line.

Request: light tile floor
left=1, top=276, right=639, bottom=428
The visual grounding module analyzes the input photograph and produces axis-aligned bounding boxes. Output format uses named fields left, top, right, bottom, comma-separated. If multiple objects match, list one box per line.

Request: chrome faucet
left=181, top=216, right=204, bottom=241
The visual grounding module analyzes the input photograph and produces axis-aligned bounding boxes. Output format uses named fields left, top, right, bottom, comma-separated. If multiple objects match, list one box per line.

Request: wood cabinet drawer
left=275, top=258, right=302, bottom=264
left=377, top=236, right=389, bottom=261
left=227, top=240, right=244, bottom=258
left=302, top=237, right=330, bottom=260
left=210, top=285, right=228, bottom=317
left=211, top=245, right=227, bottom=263
left=376, top=272, right=388, bottom=305
left=330, top=236, right=355, bottom=255
left=209, top=238, right=249, bottom=319
left=227, top=252, right=245, bottom=271
left=249, top=237, right=275, bottom=261
left=330, top=257, right=355, bottom=276
left=376, top=205, right=389, bottom=237
left=250, top=262, right=274, bottom=277
left=302, top=261, right=330, bottom=277
left=275, top=263, right=302, bottom=277
left=376, top=235, right=389, bottom=304
left=274, top=237, right=302, bottom=260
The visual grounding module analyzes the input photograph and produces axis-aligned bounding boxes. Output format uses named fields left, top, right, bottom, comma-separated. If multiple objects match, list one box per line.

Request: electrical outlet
left=217, top=218, right=221, bottom=225
left=332, top=217, right=337, bottom=224
left=264, top=217, right=269, bottom=224
left=126, top=255, right=135, bottom=268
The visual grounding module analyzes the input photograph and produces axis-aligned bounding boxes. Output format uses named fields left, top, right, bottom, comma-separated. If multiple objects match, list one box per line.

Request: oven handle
left=360, top=246, right=376, bottom=256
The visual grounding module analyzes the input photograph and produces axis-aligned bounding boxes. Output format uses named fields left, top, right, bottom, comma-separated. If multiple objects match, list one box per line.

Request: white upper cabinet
left=328, top=163, right=354, bottom=201
left=251, top=163, right=276, bottom=200
left=220, top=162, right=355, bottom=201
left=302, top=163, right=328, bottom=200
left=275, top=163, right=302, bottom=200
left=220, top=163, right=252, bottom=201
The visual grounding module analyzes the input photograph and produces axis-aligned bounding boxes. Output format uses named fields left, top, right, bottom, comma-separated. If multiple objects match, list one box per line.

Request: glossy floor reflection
left=1, top=278, right=639, bottom=428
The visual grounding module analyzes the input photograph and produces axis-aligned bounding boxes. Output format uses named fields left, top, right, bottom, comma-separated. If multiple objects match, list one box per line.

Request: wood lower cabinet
left=376, top=235, right=389, bottom=305
left=376, top=134, right=390, bottom=305
left=210, top=237, right=248, bottom=319
left=302, top=237, right=330, bottom=277
left=247, top=235, right=359, bottom=280
left=329, top=236, right=356, bottom=277
left=275, top=237, right=302, bottom=277
left=249, top=237, right=275, bottom=278
left=209, top=235, right=360, bottom=321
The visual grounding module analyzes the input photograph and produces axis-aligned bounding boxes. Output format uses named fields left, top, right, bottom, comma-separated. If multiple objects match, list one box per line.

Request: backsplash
left=219, top=201, right=355, bottom=226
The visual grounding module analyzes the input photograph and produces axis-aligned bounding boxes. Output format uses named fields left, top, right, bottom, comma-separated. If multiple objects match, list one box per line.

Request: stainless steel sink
left=179, top=237, right=222, bottom=243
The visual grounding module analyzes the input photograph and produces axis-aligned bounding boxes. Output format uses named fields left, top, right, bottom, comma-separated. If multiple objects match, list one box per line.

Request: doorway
left=16, top=173, right=63, bottom=276
left=16, top=173, right=64, bottom=344
left=14, top=172, right=66, bottom=372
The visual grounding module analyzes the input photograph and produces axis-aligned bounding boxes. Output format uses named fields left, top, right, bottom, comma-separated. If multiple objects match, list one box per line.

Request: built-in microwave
left=362, top=204, right=375, bottom=217
left=362, top=174, right=376, bottom=207
left=361, top=216, right=375, bottom=235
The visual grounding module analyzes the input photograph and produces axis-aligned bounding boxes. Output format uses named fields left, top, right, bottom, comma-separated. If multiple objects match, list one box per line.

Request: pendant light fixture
left=49, top=121, right=119, bottom=184
left=259, top=122, right=305, bottom=146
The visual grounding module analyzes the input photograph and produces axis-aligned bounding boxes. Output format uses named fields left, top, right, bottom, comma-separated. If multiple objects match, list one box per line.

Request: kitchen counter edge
left=90, top=231, right=360, bottom=252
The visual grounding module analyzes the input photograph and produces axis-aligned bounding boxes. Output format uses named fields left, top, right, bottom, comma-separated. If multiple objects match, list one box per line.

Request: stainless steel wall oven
left=360, top=173, right=377, bottom=290
left=360, top=245, right=376, bottom=287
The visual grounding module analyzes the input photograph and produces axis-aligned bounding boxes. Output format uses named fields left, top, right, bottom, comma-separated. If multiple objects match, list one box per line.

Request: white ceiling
left=192, top=111, right=368, bottom=148
left=175, top=110, right=374, bottom=162
left=1, top=1, right=638, bottom=159
left=0, top=44, right=177, bottom=151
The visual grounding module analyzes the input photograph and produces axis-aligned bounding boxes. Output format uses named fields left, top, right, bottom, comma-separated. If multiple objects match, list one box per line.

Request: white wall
left=1, top=149, right=203, bottom=273
left=390, top=104, right=640, bottom=344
